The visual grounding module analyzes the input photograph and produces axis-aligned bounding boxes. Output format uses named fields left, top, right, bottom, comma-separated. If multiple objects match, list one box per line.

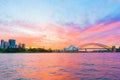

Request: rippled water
left=0, top=53, right=120, bottom=80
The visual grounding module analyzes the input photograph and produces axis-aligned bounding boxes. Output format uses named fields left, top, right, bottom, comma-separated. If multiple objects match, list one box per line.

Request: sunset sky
left=0, top=0, right=120, bottom=49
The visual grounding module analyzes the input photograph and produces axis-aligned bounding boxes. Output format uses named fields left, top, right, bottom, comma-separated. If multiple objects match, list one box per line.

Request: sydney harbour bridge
left=78, top=43, right=114, bottom=52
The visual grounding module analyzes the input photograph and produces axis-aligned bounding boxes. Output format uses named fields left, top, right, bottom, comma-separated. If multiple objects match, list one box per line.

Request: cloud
left=0, top=18, right=120, bottom=49
left=96, top=9, right=120, bottom=25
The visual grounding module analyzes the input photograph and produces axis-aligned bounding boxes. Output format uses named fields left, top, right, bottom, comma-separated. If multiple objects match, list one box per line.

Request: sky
left=0, top=0, right=120, bottom=49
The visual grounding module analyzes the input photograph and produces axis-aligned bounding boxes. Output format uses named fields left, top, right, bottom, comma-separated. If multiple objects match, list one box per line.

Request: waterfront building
left=0, top=39, right=25, bottom=49
left=112, top=46, right=116, bottom=52
left=64, top=45, right=78, bottom=52
left=4, top=41, right=9, bottom=49
left=15, top=44, right=18, bottom=48
left=21, top=44, right=25, bottom=49
left=18, top=43, right=22, bottom=48
left=1, top=39, right=5, bottom=49
left=9, top=39, right=16, bottom=48
left=18, top=43, right=25, bottom=49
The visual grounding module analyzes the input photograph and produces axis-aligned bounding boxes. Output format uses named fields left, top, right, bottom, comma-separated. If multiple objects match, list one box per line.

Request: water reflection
left=0, top=53, right=120, bottom=80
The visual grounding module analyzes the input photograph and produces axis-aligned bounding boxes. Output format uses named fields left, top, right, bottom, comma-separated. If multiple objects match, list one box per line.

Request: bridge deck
left=79, top=48, right=110, bottom=49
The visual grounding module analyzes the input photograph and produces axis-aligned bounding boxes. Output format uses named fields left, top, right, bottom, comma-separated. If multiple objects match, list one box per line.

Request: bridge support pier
left=85, top=48, right=87, bottom=52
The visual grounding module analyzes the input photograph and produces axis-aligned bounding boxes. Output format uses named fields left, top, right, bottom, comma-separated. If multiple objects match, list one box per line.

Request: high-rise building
left=1, top=39, right=5, bottom=49
left=21, top=44, right=25, bottom=49
left=4, top=41, right=9, bottom=49
left=0, top=39, right=25, bottom=49
left=18, top=43, right=25, bottom=49
left=15, top=44, right=18, bottom=48
left=112, top=46, right=116, bottom=52
left=18, top=43, right=21, bottom=48
left=9, top=39, right=16, bottom=48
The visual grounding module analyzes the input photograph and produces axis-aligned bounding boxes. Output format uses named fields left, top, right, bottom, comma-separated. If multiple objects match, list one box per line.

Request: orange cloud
left=0, top=20, right=120, bottom=49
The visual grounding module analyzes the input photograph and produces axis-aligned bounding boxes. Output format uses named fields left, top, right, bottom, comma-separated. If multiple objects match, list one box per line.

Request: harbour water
left=0, top=53, right=120, bottom=80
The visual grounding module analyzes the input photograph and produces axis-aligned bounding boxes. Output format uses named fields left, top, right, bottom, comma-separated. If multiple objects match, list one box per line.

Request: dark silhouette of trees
left=0, top=47, right=52, bottom=53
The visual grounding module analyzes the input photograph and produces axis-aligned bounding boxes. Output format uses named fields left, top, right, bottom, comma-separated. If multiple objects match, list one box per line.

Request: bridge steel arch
left=78, top=43, right=112, bottom=51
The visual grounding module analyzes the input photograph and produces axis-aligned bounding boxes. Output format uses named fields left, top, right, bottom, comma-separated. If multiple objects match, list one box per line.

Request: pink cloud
left=0, top=19, right=120, bottom=49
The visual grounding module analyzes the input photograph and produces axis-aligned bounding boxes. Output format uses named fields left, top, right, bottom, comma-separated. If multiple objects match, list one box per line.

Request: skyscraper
left=18, top=43, right=25, bottom=49
left=9, top=39, right=16, bottom=48
left=112, top=46, right=116, bottom=52
left=1, top=39, right=5, bottom=49
left=4, top=41, right=9, bottom=49
left=18, top=43, right=21, bottom=48
left=21, top=44, right=25, bottom=49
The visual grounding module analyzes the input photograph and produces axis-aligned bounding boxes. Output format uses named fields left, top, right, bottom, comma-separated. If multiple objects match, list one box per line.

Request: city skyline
left=0, top=0, right=120, bottom=49
left=0, top=39, right=25, bottom=49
